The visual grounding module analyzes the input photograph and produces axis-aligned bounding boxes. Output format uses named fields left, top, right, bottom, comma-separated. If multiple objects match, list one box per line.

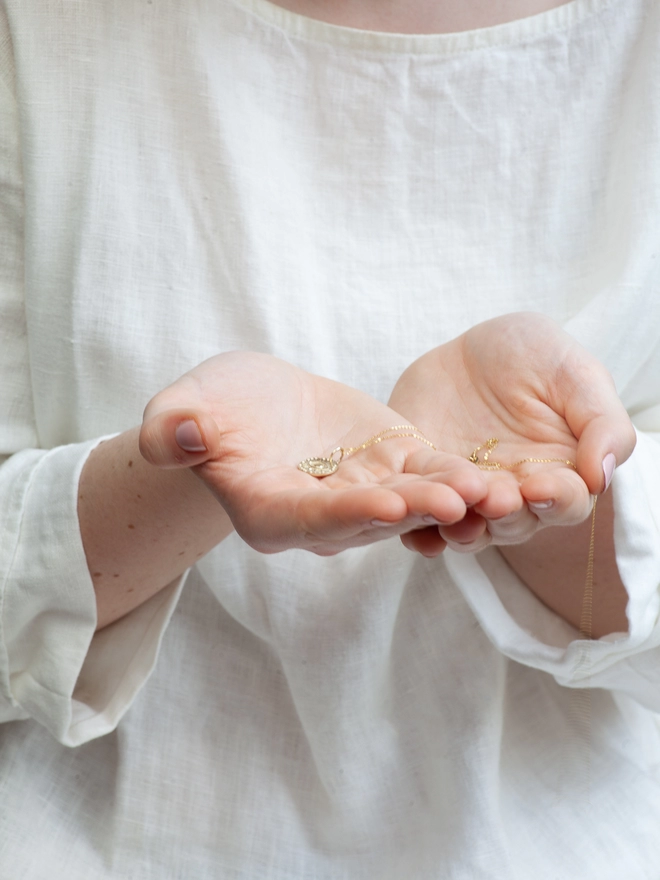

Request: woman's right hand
left=139, top=352, right=488, bottom=555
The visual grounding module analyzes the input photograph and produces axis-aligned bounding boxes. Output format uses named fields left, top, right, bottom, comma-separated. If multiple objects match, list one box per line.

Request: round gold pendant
left=298, top=457, right=339, bottom=477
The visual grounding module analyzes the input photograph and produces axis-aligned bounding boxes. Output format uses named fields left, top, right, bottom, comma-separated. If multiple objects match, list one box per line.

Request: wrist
left=79, top=426, right=233, bottom=629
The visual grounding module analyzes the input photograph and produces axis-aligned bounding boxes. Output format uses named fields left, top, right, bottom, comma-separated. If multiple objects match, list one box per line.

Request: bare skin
left=268, top=0, right=573, bottom=34
left=498, top=489, right=622, bottom=639
left=83, top=353, right=490, bottom=629
left=139, top=353, right=494, bottom=553
left=388, top=314, right=636, bottom=637
left=78, top=429, right=233, bottom=631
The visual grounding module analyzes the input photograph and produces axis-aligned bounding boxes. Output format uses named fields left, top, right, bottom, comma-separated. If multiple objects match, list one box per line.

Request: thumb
left=575, top=413, right=636, bottom=495
left=139, top=409, right=222, bottom=469
left=563, top=362, right=636, bottom=494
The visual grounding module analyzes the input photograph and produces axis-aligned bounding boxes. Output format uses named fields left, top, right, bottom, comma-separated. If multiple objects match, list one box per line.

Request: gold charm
left=298, top=448, right=343, bottom=477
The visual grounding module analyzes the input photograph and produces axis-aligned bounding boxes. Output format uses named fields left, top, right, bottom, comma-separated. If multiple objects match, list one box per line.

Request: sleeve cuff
left=68, top=575, right=184, bottom=745
left=443, top=431, right=660, bottom=707
left=0, top=437, right=185, bottom=744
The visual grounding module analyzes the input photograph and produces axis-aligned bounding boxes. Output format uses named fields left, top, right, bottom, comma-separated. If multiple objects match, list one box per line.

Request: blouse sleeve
left=0, top=11, right=183, bottom=747
left=446, top=270, right=660, bottom=712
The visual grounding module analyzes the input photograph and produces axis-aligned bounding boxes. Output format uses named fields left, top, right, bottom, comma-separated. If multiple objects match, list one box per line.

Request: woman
left=1, top=0, right=659, bottom=876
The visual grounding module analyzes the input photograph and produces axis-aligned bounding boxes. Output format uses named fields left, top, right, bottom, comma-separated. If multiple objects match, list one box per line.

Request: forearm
left=78, top=427, right=233, bottom=631
left=498, top=490, right=628, bottom=639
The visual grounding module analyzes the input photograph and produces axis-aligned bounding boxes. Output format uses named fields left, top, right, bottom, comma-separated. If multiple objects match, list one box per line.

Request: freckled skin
left=79, top=426, right=233, bottom=630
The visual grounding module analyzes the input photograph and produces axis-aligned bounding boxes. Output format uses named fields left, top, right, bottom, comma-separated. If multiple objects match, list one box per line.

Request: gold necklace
left=298, top=425, right=436, bottom=477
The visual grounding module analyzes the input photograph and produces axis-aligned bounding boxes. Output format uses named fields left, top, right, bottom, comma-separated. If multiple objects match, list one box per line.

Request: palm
left=141, top=351, right=486, bottom=553
left=389, top=314, right=635, bottom=546
left=393, top=315, right=582, bottom=457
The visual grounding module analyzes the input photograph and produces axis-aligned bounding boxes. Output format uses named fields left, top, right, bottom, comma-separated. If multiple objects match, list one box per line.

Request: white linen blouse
left=1, top=0, right=660, bottom=876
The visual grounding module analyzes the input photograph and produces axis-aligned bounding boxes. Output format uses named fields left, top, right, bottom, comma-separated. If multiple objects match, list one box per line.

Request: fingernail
left=528, top=500, right=553, bottom=511
left=175, top=420, right=206, bottom=452
left=602, top=453, right=616, bottom=492
left=371, top=519, right=394, bottom=527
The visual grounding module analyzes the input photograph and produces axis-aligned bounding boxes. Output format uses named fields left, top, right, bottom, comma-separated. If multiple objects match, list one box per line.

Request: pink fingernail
left=371, top=519, right=394, bottom=527
left=175, top=420, right=206, bottom=452
left=602, top=453, right=616, bottom=491
left=529, top=500, right=553, bottom=510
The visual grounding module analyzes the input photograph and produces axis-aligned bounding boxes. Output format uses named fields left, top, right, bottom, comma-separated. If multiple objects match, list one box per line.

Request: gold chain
left=574, top=494, right=598, bottom=802
left=298, top=425, right=436, bottom=477
left=468, top=437, right=577, bottom=471
left=470, top=437, right=598, bottom=642
left=580, top=495, right=598, bottom=641
left=471, top=438, right=599, bottom=804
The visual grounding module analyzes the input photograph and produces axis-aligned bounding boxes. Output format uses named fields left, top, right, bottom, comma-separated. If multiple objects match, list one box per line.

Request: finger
left=465, top=470, right=591, bottom=547
left=481, top=507, right=539, bottom=546
left=391, top=479, right=469, bottom=525
left=575, top=413, right=636, bottom=495
left=139, top=409, right=222, bottom=469
left=443, top=531, right=492, bottom=554
left=296, top=479, right=479, bottom=551
left=404, top=449, right=488, bottom=507
left=477, top=470, right=591, bottom=548
left=236, top=484, right=411, bottom=553
left=400, top=527, right=447, bottom=557
left=470, top=471, right=524, bottom=520
left=238, top=476, right=473, bottom=554
left=519, top=468, right=593, bottom=527
left=561, top=357, right=636, bottom=494
left=438, top=508, right=488, bottom=546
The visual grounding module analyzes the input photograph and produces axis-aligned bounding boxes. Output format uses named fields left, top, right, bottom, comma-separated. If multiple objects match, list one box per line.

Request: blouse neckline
left=231, top=0, right=616, bottom=55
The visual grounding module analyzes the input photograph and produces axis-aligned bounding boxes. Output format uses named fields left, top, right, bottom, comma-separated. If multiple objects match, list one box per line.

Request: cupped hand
left=139, top=352, right=488, bottom=554
left=388, top=313, right=636, bottom=554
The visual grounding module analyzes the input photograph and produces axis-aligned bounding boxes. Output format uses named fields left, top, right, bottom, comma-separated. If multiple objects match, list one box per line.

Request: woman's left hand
left=388, top=313, right=636, bottom=554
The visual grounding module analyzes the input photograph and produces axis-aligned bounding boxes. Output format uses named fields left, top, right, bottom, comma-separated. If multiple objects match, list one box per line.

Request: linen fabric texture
left=1, top=0, right=660, bottom=877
